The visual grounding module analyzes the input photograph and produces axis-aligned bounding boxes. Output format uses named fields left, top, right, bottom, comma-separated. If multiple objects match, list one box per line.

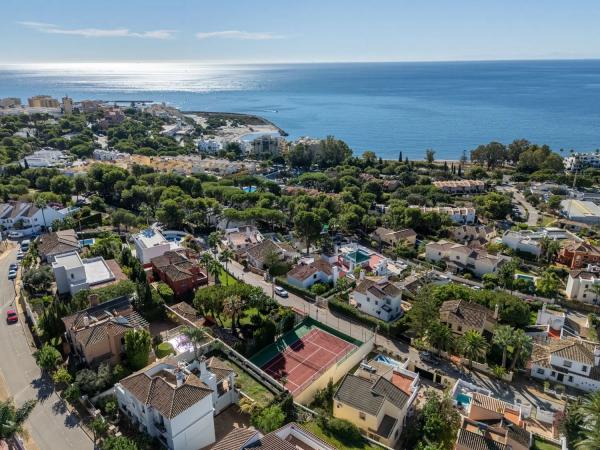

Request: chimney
left=594, top=346, right=600, bottom=366
left=493, top=303, right=499, bottom=320
left=359, top=270, right=365, bottom=281
left=83, top=315, right=90, bottom=327
left=175, top=368, right=185, bottom=387
left=333, top=266, right=339, bottom=285
left=89, top=294, right=99, bottom=307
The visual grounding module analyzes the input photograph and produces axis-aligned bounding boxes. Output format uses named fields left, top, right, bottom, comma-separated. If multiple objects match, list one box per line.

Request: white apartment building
left=564, top=152, right=600, bottom=172
left=503, top=228, right=580, bottom=257
left=566, top=268, right=600, bottom=304
left=0, top=201, right=73, bottom=235
left=133, top=228, right=176, bottom=265
left=93, top=148, right=129, bottom=161
left=530, top=337, right=600, bottom=393
left=197, top=139, right=223, bottom=154
left=116, top=357, right=236, bottom=450
left=352, top=277, right=403, bottom=322
left=52, top=252, right=118, bottom=295
left=417, top=206, right=476, bottom=224
left=22, top=148, right=68, bottom=168
left=426, top=240, right=507, bottom=277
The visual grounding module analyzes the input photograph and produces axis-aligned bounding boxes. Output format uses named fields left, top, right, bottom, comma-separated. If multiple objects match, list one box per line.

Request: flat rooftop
left=562, top=199, right=600, bottom=218
left=135, top=228, right=168, bottom=248
left=53, top=252, right=83, bottom=270
left=84, top=258, right=114, bottom=285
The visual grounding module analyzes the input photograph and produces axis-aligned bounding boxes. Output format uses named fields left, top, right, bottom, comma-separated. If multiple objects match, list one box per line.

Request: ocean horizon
left=1, top=59, right=599, bottom=160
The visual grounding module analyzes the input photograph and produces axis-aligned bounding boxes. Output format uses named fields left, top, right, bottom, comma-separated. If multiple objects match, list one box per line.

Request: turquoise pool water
left=516, top=274, right=535, bottom=282
left=79, top=238, right=95, bottom=246
left=456, top=393, right=472, bottom=406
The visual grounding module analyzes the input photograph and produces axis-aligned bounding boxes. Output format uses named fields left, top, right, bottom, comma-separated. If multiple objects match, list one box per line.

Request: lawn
left=217, top=359, right=274, bottom=408
left=532, top=436, right=561, bottom=450
left=218, top=307, right=266, bottom=329
left=219, top=268, right=238, bottom=286
left=302, top=421, right=381, bottom=450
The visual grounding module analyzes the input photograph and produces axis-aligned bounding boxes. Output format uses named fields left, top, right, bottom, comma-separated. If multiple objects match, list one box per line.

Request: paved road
left=226, top=258, right=564, bottom=415
left=0, top=246, right=93, bottom=450
left=512, top=189, right=540, bottom=226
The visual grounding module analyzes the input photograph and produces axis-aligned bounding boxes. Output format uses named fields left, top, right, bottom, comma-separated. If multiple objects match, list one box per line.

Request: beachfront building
left=564, top=152, right=600, bottom=172
left=530, top=337, right=600, bottom=393
left=28, top=95, right=59, bottom=108
left=417, top=206, right=476, bottom=225
left=62, top=295, right=149, bottom=366
left=352, top=277, right=403, bottom=322
left=249, top=134, right=285, bottom=158
left=115, top=357, right=236, bottom=450
left=433, top=180, right=486, bottom=194
left=425, top=240, right=507, bottom=277
left=0, top=98, right=21, bottom=108
left=52, top=251, right=126, bottom=295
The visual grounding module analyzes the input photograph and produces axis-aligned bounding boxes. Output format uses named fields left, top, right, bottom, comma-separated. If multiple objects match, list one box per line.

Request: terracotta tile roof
left=62, top=295, right=133, bottom=330
left=471, top=392, right=512, bottom=414
left=152, top=251, right=206, bottom=282
left=334, top=374, right=409, bottom=417
left=37, top=229, right=79, bottom=258
left=210, top=427, right=258, bottom=450
left=119, top=366, right=212, bottom=419
left=440, top=300, right=496, bottom=330
left=287, top=260, right=333, bottom=281
left=456, top=428, right=508, bottom=450
left=206, top=356, right=235, bottom=383
left=245, top=239, right=282, bottom=261
left=72, top=311, right=148, bottom=350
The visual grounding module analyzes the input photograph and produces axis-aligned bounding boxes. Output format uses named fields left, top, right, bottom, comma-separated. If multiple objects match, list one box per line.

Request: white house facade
left=352, top=278, right=403, bottom=322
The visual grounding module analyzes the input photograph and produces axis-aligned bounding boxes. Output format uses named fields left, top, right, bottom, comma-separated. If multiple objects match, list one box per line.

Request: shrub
left=310, top=283, right=329, bottom=295
left=156, top=282, right=174, bottom=303
left=321, top=417, right=362, bottom=445
left=156, top=342, right=174, bottom=358
left=63, top=384, right=81, bottom=404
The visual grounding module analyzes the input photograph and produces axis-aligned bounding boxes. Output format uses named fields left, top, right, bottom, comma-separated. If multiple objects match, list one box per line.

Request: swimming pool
left=456, top=393, right=472, bottom=406
left=79, top=238, right=95, bottom=246
left=515, top=274, right=535, bottom=283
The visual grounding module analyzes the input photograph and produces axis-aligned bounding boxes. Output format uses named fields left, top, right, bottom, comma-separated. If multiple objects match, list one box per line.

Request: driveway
left=512, top=189, right=540, bottom=226
left=0, top=247, right=92, bottom=450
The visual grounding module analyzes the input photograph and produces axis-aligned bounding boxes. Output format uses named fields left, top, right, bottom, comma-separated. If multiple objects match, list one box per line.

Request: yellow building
left=28, top=95, right=60, bottom=108
left=333, top=369, right=418, bottom=447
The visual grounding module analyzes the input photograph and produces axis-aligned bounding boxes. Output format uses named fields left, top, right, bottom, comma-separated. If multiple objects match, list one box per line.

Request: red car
left=6, top=310, right=18, bottom=324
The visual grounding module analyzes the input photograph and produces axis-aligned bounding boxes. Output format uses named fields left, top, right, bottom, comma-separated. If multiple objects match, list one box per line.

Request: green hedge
left=328, top=297, right=407, bottom=337
left=275, top=277, right=316, bottom=300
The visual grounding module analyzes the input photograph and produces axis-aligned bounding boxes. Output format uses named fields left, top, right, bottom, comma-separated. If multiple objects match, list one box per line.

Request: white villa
left=530, top=337, right=600, bottom=393
left=425, top=240, right=507, bottom=277
left=0, top=201, right=75, bottom=235
left=352, top=277, right=404, bottom=322
left=133, top=228, right=179, bottom=265
left=52, top=252, right=120, bottom=295
left=116, top=357, right=237, bottom=450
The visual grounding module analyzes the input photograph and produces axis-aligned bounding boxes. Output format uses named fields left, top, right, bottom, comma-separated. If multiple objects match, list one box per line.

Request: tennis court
left=257, top=327, right=358, bottom=396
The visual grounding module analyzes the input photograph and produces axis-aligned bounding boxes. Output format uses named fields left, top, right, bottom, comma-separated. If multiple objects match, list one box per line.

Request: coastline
left=183, top=110, right=288, bottom=137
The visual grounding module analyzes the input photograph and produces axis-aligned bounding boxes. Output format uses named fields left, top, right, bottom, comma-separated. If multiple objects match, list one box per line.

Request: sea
left=1, top=60, right=599, bottom=160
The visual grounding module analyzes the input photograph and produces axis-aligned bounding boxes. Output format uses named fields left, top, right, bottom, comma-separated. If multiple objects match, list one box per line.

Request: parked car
left=16, top=252, right=24, bottom=260
left=8, top=270, right=17, bottom=280
left=274, top=286, right=289, bottom=298
left=7, top=231, right=23, bottom=239
left=9, top=263, right=17, bottom=271
left=20, top=240, right=30, bottom=252
left=6, top=310, right=18, bottom=324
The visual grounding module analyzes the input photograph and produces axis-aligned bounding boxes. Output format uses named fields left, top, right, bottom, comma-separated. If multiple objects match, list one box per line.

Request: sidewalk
left=0, top=370, right=40, bottom=450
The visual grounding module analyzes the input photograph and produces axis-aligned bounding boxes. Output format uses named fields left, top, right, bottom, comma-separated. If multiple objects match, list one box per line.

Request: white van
left=20, top=240, right=31, bottom=252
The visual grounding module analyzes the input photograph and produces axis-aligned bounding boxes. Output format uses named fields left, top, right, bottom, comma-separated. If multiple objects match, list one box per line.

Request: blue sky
left=1, top=0, right=599, bottom=63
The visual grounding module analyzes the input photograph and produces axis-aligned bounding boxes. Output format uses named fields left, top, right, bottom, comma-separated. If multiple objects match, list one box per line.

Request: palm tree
left=219, top=248, right=234, bottom=286
left=0, top=399, right=37, bottom=440
left=239, top=397, right=258, bottom=416
left=208, top=231, right=222, bottom=252
left=182, top=326, right=207, bottom=361
left=575, top=428, right=600, bottom=450
left=460, top=330, right=488, bottom=368
left=579, top=390, right=600, bottom=420
left=223, top=295, right=244, bottom=332
left=426, top=321, right=454, bottom=356
left=492, top=325, right=515, bottom=368
left=509, top=329, right=533, bottom=371
left=207, top=258, right=222, bottom=286
left=34, top=197, right=48, bottom=231
left=139, top=203, right=153, bottom=226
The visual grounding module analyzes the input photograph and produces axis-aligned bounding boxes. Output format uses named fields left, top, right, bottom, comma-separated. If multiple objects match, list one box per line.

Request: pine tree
left=399, top=151, right=403, bottom=162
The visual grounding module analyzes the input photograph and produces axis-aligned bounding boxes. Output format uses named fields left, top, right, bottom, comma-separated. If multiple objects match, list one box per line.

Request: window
left=70, top=273, right=74, bottom=279
left=359, top=412, right=366, bottom=421
left=568, top=376, right=573, bottom=382
left=563, top=361, right=572, bottom=368
left=537, top=368, right=545, bottom=375
left=582, top=365, right=588, bottom=372
left=457, top=326, right=462, bottom=332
